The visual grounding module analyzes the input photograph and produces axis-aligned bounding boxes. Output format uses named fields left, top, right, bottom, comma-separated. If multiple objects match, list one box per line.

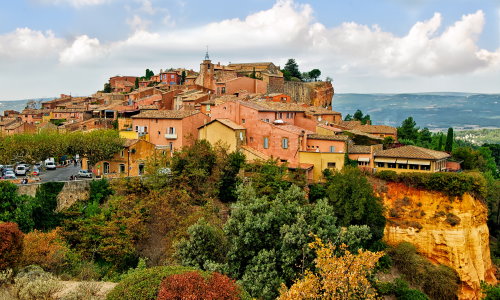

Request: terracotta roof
left=215, top=119, right=246, bottom=130
left=53, top=108, right=86, bottom=113
left=124, top=139, right=140, bottom=148
left=241, top=145, right=270, bottom=160
left=0, top=118, right=18, bottom=126
left=317, top=124, right=343, bottom=133
left=306, top=107, right=341, bottom=115
left=335, top=120, right=361, bottom=129
left=354, top=124, right=397, bottom=135
left=274, top=124, right=314, bottom=135
left=286, top=162, right=314, bottom=170
left=228, top=62, right=274, bottom=67
left=375, top=145, right=450, bottom=160
left=346, top=129, right=383, bottom=140
left=131, top=110, right=200, bottom=119
left=138, top=104, right=159, bottom=110
left=240, top=100, right=306, bottom=112
left=5, top=122, right=23, bottom=130
left=348, top=144, right=372, bottom=154
left=307, top=134, right=350, bottom=141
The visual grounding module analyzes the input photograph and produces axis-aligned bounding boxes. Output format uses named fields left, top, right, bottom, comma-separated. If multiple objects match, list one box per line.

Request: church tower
left=195, top=49, right=215, bottom=90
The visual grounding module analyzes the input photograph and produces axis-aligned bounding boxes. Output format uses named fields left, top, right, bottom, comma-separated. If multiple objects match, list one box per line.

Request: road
left=38, top=164, right=84, bottom=182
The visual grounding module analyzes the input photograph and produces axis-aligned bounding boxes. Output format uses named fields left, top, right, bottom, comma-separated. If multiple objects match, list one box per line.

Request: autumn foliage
left=0, top=222, right=24, bottom=270
left=21, top=227, right=70, bottom=272
left=278, top=235, right=383, bottom=300
left=157, top=271, right=242, bottom=300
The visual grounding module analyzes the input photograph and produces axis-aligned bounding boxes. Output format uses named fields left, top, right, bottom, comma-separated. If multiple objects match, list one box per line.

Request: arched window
left=103, top=162, right=110, bottom=174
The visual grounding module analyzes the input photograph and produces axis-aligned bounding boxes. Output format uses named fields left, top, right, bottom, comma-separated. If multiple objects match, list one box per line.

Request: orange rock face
left=379, top=182, right=497, bottom=300
left=308, top=81, right=334, bottom=107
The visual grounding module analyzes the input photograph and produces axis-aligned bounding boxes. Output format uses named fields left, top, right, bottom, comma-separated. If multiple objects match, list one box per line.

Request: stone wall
left=17, top=180, right=91, bottom=211
left=269, top=81, right=334, bottom=107
left=379, top=182, right=497, bottom=300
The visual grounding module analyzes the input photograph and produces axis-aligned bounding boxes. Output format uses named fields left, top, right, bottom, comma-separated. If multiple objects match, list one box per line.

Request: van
left=45, top=161, right=56, bottom=170
left=15, top=165, right=27, bottom=176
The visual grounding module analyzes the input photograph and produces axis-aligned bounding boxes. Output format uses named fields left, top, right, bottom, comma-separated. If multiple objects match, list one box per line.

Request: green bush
left=390, top=242, right=459, bottom=300
left=482, top=282, right=500, bottom=300
left=374, top=171, right=486, bottom=198
left=106, top=266, right=195, bottom=300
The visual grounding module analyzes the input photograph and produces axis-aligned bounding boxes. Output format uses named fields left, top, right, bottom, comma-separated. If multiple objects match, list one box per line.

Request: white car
left=3, top=171, right=16, bottom=180
left=45, top=161, right=56, bottom=170
left=78, top=170, right=93, bottom=178
left=15, top=165, right=27, bottom=176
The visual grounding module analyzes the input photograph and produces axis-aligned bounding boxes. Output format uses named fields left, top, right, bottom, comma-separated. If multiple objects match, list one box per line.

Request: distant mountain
left=333, top=93, right=500, bottom=131
left=0, top=98, right=55, bottom=115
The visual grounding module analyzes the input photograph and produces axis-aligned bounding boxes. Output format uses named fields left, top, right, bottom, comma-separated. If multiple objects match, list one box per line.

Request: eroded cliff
left=282, top=81, right=334, bottom=107
left=378, top=182, right=497, bottom=299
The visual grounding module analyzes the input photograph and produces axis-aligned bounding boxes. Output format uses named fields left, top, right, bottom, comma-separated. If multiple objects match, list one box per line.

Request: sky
left=0, top=0, right=500, bottom=100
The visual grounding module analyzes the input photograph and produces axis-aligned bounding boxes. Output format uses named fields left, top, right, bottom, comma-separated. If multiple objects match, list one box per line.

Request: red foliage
left=0, top=222, right=24, bottom=270
left=157, top=271, right=241, bottom=300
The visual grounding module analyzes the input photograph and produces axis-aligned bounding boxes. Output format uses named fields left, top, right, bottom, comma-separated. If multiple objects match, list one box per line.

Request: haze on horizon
left=1, top=0, right=500, bottom=100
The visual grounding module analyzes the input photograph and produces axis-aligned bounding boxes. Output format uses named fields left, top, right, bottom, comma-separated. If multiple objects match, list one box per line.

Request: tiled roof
left=124, top=139, right=140, bottom=148
left=355, top=124, right=397, bottom=134
left=307, top=134, right=350, bottom=141
left=375, top=145, right=450, bottom=160
left=0, top=119, right=19, bottom=126
left=348, top=144, right=372, bottom=154
left=274, top=124, right=314, bottom=135
left=240, top=100, right=306, bottom=112
left=216, top=119, right=246, bottom=130
left=131, top=110, right=199, bottom=119
left=306, top=107, right=341, bottom=115
left=346, top=129, right=383, bottom=140
left=5, top=122, right=22, bottom=130
left=241, top=145, right=270, bottom=160
left=317, top=124, right=343, bottom=132
left=228, top=62, right=274, bottom=67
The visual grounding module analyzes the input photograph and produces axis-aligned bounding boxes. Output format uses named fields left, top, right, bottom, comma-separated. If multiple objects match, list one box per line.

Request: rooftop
left=307, top=134, right=350, bottom=141
left=199, top=118, right=246, bottom=130
left=375, top=145, right=450, bottom=160
left=348, top=144, right=372, bottom=154
left=131, top=110, right=200, bottom=119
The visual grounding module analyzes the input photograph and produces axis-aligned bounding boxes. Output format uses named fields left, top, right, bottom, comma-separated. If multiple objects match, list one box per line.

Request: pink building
left=20, top=109, right=43, bottom=124
left=159, top=71, right=180, bottom=85
left=215, top=77, right=267, bottom=96
left=131, top=110, right=210, bottom=150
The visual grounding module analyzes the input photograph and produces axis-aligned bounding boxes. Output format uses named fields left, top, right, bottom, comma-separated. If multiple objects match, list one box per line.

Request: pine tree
left=283, top=59, right=301, bottom=80
left=437, top=133, right=444, bottom=151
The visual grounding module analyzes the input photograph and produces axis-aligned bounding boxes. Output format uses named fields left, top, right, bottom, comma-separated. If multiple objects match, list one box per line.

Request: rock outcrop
left=282, top=81, right=334, bottom=107
left=379, top=182, right=497, bottom=299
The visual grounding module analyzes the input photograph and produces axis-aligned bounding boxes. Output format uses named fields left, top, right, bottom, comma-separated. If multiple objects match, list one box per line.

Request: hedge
left=374, top=170, right=486, bottom=198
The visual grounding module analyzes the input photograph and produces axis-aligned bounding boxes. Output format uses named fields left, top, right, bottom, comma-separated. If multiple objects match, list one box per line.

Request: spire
left=204, top=45, right=210, bottom=60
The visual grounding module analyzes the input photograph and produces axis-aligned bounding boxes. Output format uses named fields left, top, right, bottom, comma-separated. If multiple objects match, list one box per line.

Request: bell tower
left=195, top=47, right=215, bottom=90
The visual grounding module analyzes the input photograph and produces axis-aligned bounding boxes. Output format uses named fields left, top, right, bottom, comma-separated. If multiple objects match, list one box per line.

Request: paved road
left=39, top=164, right=83, bottom=182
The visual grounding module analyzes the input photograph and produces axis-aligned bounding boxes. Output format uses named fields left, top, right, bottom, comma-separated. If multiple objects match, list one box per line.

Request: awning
left=374, top=158, right=396, bottom=163
left=396, top=159, right=408, bottom=164
left=358, top=157, right=370, bottom=162
left=407, top=159, right=431, bottom=165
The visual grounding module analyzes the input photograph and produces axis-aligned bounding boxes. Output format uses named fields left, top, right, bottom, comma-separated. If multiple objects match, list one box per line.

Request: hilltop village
left=0, top=54, right=455, bottom=180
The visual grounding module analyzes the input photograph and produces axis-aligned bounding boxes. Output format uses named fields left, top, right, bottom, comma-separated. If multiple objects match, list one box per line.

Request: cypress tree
left=437, top=134, right=444, bottom=151
left=445, top=128, right=454, bottom=152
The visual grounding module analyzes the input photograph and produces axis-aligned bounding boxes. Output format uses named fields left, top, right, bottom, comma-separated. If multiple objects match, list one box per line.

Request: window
left=144, top=126, right=148, bottom=133
left=282, top=138, right=289, bottom=149
left=239, top=132, right=244, bottom=141
left=171, top=74, right=175, bottom=79
left=327, top=162, right=336, bottom=168
left=329, top=146, right=335, bottom=153
left=120, top=150, right=124, bottom=157
left=409, top=164, right=419, bottom=170
left=250, top=137, right=254, bottom=143
left=103, top=162, right=110, bottom=174
left=119, top=164, right=125, bottom=173
left=242, top=119, right=245, bottom=124
left=280, top=159, right=287, bottom=163
left=206, top=104, right=211, bottom=111
left=169, top=142, right=174, bottom=151
left=277, top=112, right=283, bottom=119
left=158, top=131, right=161, bottom=135
left=358, top=161, right=369, bottom=166
left=286, top=112, right=294, bottom=119
left=139, top=163, right=145, bottom=175
left=263, top=137, right=269, bottom=149
left=221, top=87, right=226, bottom=94
left=420, top=165, right=430, bottom=171
left=168, top=127, right=176, bottom=134
left=398, top=164, right=408, bottom=169
left=387, top=163, right=396, bottom=168
left=376, top=162, right=385, bottom=168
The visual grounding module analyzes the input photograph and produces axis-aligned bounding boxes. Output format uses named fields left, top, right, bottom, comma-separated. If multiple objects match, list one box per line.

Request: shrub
left=0, top=222, right=24, bottom=270
left=157, top=271, right=242, bottom=300
left=445, top=213, right=461, bottom=226
left=0, top=268, right=13, bottom=286
left=376, top=170, right=398, bottom=181
left=13, top=265, right=62, bottom=300
left=106, top=266, right=195, bottom=300
left=482, top=282, right=500, bottom=300
left=21, top=228, right=70, bottom=272
left=390, top=242, right=459, bottom=300
left=61, top=281, right=103, bottom=300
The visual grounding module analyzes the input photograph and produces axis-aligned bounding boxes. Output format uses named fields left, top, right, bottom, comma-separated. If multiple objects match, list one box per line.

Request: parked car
left=3, top=165, right=13, bottom=175
left=78, top=170, right=93, bottom=178
left=3, top=171, right=16, bottom=180
left=15, top=165, right=27, bottom=176
left=31, top=167, right=40, bottom=176
left=45, top=161, right=56, bottom=170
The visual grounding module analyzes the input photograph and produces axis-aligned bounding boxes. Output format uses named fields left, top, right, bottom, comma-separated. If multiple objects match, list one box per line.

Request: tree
left=103, top=83, right=112, bottom=93
left=301, top=72, right=311, bottom=82
left=344, top=114, right=353, bottom=121
left=0, top=222, right=24, bottom=270
left=224, top=184, right=372, bottom=299
left=308, top=69, right=321, bottom=81
left=325, top=76, right=333, bottom=82
left=324, top=167, right=386, bottom=241
left=157, top=271, right=243, bottom=300
left=418, top=127, right=432, bottom=147
left=21, top=228, right=70, bottom=273
left=445, top=127, right=454, bottom=152
left=283, top=59, right=301, bottom=80
left=134, top=77, right=139, bottom=89
left=398, top=117, right=419, bottom=142
left=278, top=236, right=383, bottom=300
left=218, top=151, right=246, bottom=202
left=175, top=218, right=228, bottom=270
left=145, top=69, right=154, bottom=80
left=437, top=133, right=444, bottom=151
left=181, top=70, right=186, bottom=85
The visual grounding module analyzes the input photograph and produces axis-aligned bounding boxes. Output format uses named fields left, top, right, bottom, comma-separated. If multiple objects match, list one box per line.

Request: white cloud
left=59, top=35, right=107, bottom=64
left=0, top=28, right=66, bottom=59
left=137, top=0, right=156, bottom=15
left=2, top=0, right=500, bottom=99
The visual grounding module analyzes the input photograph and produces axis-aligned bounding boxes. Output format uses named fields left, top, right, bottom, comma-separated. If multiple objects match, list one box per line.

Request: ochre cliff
left=378, top=182, right=497, bottom=300
left=281, top=81, right=334, bottom=107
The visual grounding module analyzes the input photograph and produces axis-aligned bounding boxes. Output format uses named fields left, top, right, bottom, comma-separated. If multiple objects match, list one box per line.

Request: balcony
left=165, top=133, right=177, bottom=139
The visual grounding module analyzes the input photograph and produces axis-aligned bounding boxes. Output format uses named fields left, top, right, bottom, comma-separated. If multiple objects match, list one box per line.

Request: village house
left=373, top=145, right=449, bottom=173
left=20, top=109, right=44, bottom=124
left=348, top=144, right=384, bottom=170
left=215, top=77, right=267, bottom=96
left=109, top=76, right=137, bottom=93
left=86, top=139, right=156, bottom=177
left=263, top=93, right=291, bottom=103
left=198, top=119, right=246, bottom=152
left=159, top=70, right=180, bottom=85
left=3, top=121, right=37, bottom=136
left=174, top=90, right=210, bottom=110
left=131, top=110, right=210, bottom=150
